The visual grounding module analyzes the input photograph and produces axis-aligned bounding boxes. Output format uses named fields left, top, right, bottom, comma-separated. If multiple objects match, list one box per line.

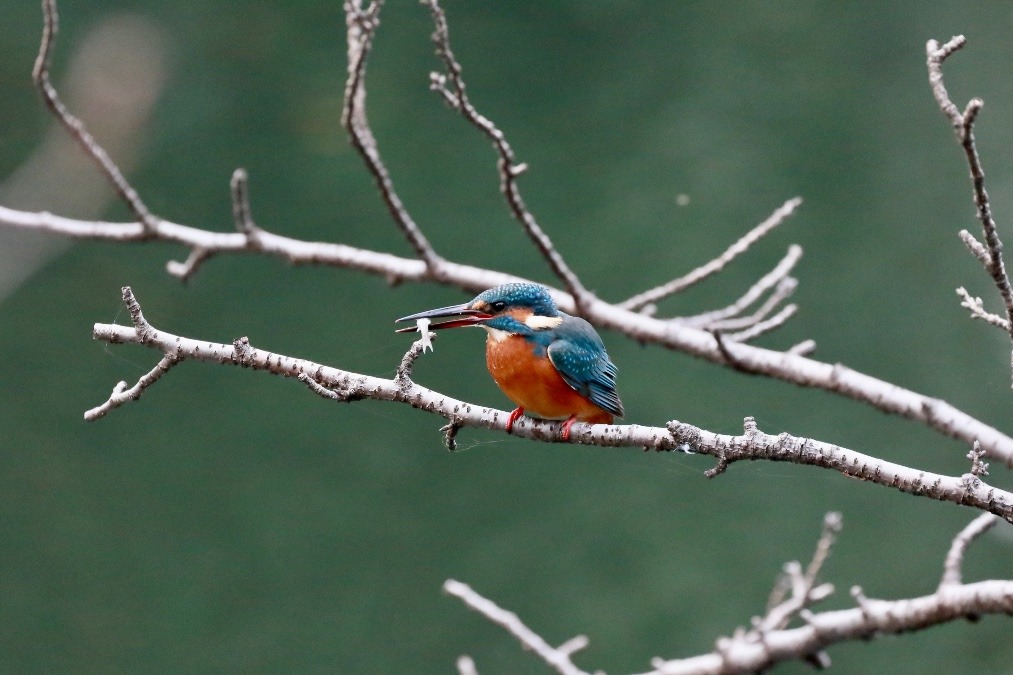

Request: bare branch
left=667, top=417, right=1013, bottom=523
left=423, top=0, right=591, bottom=309
left=33, top=0, right=158, bottom=235
left=967, top=440, right=990, bottom=477
left=87, top=291, right=1013, bottom=522
left=165, top=246, right=211, bottom=282
left=298, top=371, right=353, bottom=402
left=957, top=286, right=1011, bottom=330
left=940, top=512, right=998, bottom=588
left=706, top=278, right=797, bottom=331
left=83, top=353, right=178, bottom=421
left=230, top=168, right=261, bottom=241
left=788, top=339, right=817, bottom=356
left=723, top=303, right=797, bottom=343
left=443, top=580, right=591, bottom=675
left=760, top=513, right=841, bottom=636
left=0, top=204, right=525, bottom=290
left=621, top=197, right=803, bottom=311
left=675, top=245, right=802, bottom=327
left=451, top=534, right=1013, bottom=675
left=928, top=36, right=1013, bottom=379
left=343, top=0, right=443, bottom=271
left=646, top=516, right=1013, bottom=673
left=959, top=229, right=991, bottom=267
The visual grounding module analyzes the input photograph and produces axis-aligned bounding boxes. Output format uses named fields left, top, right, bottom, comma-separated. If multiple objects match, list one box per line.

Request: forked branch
left=621, top=197, right=803, bottom=311
left=446, top=513, right=1013, bottom=674
left=928, top=36, right=1013, bottom=380
left=344, top=0, right=443, bottom=271
left=423, top=0, right=590, bottom=308
left=33, top=0, right=158, bottom=234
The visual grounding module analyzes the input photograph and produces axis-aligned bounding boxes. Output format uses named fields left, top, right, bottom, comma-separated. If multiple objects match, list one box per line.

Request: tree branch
left=33, top=0, right=158, bottom=235
left=443, top=580, right=590, bottom=675
left=343, top=0, right=443, bottom=271
left=83, top=353, right=178, bottom=421
left=940, top=512, right=997, bottom=588
left=423, top=0, right=591, bottom=309
left=89, top=289, right=1013, bottom=523
left=928, top=36, right=1013, bottom=380
left=761, top=512, right=842, bottom=634
left=447, top=513, right=1013, bottom=674
left=957, top=286, right=1011, bottom=330
left=620, top=197, right=803, bottom=311
left=674, top=245, right=802, bottom=328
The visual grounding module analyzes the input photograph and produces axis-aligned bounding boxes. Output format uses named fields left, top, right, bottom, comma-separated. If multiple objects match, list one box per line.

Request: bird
left=395, top=283, right=623, bottom=440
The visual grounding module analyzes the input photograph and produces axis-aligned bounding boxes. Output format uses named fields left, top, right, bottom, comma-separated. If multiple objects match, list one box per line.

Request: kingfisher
left=395, top=283, right=623, bottom=440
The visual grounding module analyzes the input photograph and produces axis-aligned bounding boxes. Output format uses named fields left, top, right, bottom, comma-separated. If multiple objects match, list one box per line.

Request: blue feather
left=546, top=314, right=624, bottom=418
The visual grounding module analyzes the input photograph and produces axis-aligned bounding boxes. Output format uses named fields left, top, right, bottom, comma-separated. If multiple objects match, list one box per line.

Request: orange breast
left=485, top=334, right=613, bottom=423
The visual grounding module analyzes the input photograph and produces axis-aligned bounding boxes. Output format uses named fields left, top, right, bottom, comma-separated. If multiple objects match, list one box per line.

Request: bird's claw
left=560, top=415, right=577, bottom=442
left=505, top=407, right=525, bottom=434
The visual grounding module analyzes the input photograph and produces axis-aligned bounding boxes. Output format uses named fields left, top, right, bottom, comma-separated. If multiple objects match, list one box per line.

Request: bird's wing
left=547, top=330, right=624, bottom=419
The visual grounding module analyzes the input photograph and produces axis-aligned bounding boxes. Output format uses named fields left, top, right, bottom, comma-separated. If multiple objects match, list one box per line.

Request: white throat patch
left=481, top=326, right=512, bottom=342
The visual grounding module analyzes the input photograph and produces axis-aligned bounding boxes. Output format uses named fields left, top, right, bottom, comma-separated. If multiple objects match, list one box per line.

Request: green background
left=3, top=1, right=1013, bottom=672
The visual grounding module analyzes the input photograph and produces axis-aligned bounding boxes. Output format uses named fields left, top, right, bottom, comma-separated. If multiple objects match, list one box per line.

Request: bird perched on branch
left=396, top=283, right=623, bottom=440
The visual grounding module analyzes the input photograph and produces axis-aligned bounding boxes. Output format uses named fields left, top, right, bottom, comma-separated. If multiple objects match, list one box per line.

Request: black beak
left=394, top=302, right=491, bottom=333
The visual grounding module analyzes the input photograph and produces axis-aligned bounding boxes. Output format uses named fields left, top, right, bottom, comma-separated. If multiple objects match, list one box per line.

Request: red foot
left=560, top=415, right=578, bottom=442
left=505, top=407, right=525, bottom=434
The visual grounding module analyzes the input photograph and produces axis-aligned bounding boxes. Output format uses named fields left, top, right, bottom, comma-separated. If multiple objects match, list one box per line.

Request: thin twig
left=760, top=512, right=842, bottom=632
left=940, top=512, right=998, bottom=588
left=675, top=245, right=803, bottom=327
left=395, top=336, right=431, bottom=391
left=298, top=372, right=350, bottom=401
left=423, top=0, right=591, bottom=309
left=706, top=278, right=797, bottom=331
left=443, top=580, right=590, bottom=675
left=787, top=339, right=817, bottom=356
left=33, top=0, right=158, bottom=235
left=230, top=168, right=261, bottom=241
left=724, top=303, right=798, bottom=343
left=959, top=229, right=991, bottom=267
left=165, top=246, right=212, bottom=281
left=343, top=0, right=443, bottom=271
left=928, top=36, right=1013, bottom=380
left=967, top=440, right=990, bottom=477
left=441, top=418, right=463, bottom=451
left=83, top=353, right=178, bottom=420
left=956, top=287, right=1010, bottom=330
left=804, top=512, right=843, bottom=590
left=621, top=197, right=803, bottom=310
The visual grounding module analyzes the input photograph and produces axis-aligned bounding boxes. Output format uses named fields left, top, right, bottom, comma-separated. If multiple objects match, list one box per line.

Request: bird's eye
left=490, top=300, right=507, bottom=312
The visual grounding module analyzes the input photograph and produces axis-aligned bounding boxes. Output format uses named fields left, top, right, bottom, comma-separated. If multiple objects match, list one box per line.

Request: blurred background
left=3, top=1, right=1013, bottom=672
